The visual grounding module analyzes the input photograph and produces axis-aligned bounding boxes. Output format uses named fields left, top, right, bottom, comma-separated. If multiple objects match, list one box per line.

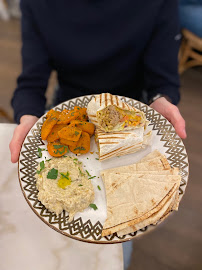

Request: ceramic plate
left=18, top=95, right=189, bottom=244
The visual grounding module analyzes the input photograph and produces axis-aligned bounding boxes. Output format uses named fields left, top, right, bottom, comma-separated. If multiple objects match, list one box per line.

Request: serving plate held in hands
left=18, top=95, right=189, bottom=244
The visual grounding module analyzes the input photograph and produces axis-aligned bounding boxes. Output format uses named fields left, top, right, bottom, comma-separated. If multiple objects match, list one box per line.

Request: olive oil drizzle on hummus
left=58, top=172, right=71, bottom=189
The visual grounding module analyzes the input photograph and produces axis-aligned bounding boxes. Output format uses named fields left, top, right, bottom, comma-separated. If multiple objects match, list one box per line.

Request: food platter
left=18, top=94, right=189, bottom=244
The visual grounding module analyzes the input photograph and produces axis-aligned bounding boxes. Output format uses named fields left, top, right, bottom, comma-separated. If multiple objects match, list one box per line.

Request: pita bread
left=102, top=173, right=180, bottom=189
left=137, top=156, right=171, bottom=170
left=159, top=191, right=180, bottom=221
left=117, top=187, right=177, bottom=236
left=102, top=182, right=178, bottom=236
left=157, top=194, right=178, bottom=224
left=100, top=150, right=181, bottom=236
left=116, top=180, right=180, bottom=236
left=101, top=169, right=179, bottom=183
left=161, top=190, right=180, bottom=214
left=137, top=151, right=180, bottom=210
left=101, top=156, right=172, bottom=178
left=139, top=149, right=163, bottom=162
left=102, top=172, right=180, bottom=231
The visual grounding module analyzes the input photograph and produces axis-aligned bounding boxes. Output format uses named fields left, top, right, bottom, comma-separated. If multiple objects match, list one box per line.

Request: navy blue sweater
left=12, top=0, right=181, bottom=123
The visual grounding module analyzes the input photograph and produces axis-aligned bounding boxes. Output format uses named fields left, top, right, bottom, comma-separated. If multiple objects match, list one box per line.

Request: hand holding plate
left=150, top=97, right=187, bottom=139
left=9, top=115, right=39, bottom=163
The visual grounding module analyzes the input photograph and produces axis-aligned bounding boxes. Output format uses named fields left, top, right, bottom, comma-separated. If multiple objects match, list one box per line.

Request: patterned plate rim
left=18, top=94, right=189, bottom=244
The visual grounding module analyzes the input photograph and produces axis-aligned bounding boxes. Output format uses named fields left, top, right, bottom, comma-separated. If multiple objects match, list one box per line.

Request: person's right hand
left=9, top=115, right=39, bottom=163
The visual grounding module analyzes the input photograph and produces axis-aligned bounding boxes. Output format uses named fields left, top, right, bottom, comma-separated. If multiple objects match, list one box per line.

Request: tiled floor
left=1, top=19, right=202, bottom=270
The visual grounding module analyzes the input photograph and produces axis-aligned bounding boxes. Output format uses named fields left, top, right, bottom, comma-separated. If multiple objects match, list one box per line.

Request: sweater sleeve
left=11, top=0, right=52, bottom=123
left=143, top=0, right=181, bottom=105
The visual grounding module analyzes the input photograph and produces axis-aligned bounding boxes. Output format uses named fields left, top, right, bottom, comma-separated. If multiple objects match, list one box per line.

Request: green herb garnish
left=97, top=185, right=101, bottom=190
left=39, top=161, right=45, bottom=171
left=54, top=149, right=64, bottom=154
left=38, top=147, right=45, bottom=158
left=78, top=184, right=83, bottom=186
left=75, top=131, right=80, bottom=136
left=84, top=170, right=96, bottom=180
left=53, top=145, right=65, bottom=149
left=73, top=158, right=78, bottom=164
left=85, top=170, right=91, bottom=177
left=47, top=168, right=58, bottom=179
left=89, top=203, right=98, bottom=210
left=37, top=161, right=45, bottom=174
left=53, top=144, right=69, bottom=154
left=78, top=167, right=85, bottom=176
left=74, top=146, right=86, bottom=151
left=95, top=158, right=99, bottom=160
left=89, top=176, right=96, bottom=180
left=60, top=172, right=70, bottom=179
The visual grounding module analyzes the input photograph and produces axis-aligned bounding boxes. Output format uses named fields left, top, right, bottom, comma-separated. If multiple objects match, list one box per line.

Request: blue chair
left=178, top=0, right=202, bottom=73
left=179, top=0, right=202, bottom=38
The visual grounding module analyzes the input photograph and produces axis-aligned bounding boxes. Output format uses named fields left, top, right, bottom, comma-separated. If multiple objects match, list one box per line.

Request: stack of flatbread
left=101, top=150, right=181, bottom=237
left=87, top=93, right=152, bottom=161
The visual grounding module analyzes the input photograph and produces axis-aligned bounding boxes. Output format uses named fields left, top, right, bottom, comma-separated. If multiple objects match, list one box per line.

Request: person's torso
left=29, top=0, right=164, bottom=100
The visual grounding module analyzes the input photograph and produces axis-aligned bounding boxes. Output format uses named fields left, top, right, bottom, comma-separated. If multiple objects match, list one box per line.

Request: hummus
left=36, top=156, right=95, bottom=221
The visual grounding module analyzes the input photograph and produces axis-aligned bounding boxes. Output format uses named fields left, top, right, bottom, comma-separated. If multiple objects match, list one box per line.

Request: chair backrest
left=0, top=108, right=13, bottom=123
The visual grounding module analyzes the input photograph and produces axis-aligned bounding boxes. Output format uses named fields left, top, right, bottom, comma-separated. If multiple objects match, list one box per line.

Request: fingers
left=9, top=125, right=28, bottom=163
left=150, top=97, right=187, bottom=139
left=9, top=115, right=39, bottom=163
left=168, top=106, right=187, bottom=139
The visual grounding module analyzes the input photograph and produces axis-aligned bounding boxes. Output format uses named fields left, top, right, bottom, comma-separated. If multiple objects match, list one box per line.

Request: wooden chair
left=179, top=28, right=202, bottom=74
left=0, top=108, right=13, bottom=123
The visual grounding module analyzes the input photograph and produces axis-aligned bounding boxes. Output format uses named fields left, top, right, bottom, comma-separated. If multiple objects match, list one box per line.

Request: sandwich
left=87, top=93, right=146, bottom=132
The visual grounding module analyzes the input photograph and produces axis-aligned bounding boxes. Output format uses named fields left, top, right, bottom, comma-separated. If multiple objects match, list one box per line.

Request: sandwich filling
left=96, top=105, right=142, bottom=132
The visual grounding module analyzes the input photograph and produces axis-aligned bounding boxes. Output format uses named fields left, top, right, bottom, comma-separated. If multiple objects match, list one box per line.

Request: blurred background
left=0, top=0, right=201, bottom=269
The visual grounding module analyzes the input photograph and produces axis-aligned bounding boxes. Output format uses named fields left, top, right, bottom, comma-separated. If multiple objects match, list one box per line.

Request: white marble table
left=0, top=124, right=123, bottom=270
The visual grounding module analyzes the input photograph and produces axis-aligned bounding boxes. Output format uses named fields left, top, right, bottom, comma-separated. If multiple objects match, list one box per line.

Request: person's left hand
left=150, top=97, right=187, bottom=139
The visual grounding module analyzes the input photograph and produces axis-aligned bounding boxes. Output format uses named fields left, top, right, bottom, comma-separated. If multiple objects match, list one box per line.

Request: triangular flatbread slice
left=117, top=187, right=177, bottom=236
left=101, top=156, right=172, bottom=178
left=102, top=173, right=180, bottom=233
left=102, top=182, right=177, bottom=236
left=101, top=169, right=179, bottom=184
left=138, top=149, right=163, bottom=162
